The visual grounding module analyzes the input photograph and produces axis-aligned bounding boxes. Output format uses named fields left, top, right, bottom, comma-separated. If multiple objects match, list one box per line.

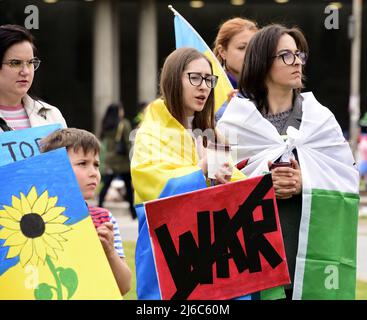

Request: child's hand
left=97, top=222, right=115, bottom=257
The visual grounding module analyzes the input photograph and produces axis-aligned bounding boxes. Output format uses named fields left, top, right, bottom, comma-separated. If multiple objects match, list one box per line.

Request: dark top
left=262, top=94, right=303, bottom=289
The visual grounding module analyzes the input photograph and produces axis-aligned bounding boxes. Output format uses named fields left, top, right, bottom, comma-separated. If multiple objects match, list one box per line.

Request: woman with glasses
left=217, top=24, right=358, bottom=299
left=131, top=47, right=245, bottom=299
left=0, top=24, right=66, bottom=132
left=213, top=17, right=258, bottom=122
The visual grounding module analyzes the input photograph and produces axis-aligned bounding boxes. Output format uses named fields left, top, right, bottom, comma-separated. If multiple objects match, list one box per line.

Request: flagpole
left=167, top=4, right=233, bottom=91
left=168, top=4, right=179, bottom=16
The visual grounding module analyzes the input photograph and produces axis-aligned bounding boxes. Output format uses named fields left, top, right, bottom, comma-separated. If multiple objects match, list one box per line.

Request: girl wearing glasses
left=131, top=47, right=245, bottom=299
left=0, top=25, right=66, bottom=132
left=217, top=24, right=358, bottom=300
left=213, top=17, right=258, bottom=122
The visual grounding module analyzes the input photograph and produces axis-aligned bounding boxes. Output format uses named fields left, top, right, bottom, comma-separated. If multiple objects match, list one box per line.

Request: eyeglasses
left=187, top=72, right=218, bottom=89
left=272, top=50, right=307, bottom=66
left=2, top=58, right=41, bottom=71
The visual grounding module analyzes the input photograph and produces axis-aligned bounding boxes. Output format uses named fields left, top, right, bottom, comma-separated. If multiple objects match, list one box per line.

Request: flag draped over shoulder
left=131, top=98, right=247, bottom=299
left=217, top=92, right=360, bottom=299
left=171, top=8, right=233, bottom=115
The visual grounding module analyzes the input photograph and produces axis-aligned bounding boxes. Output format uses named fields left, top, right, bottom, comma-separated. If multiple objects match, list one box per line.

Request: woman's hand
left=197, top=136, right=208, bottom=176
left=214, top=162, right=233, bottom=185
left=226, top=89, right=239, bottom=103
left=268, top=159, right=302, bottom=199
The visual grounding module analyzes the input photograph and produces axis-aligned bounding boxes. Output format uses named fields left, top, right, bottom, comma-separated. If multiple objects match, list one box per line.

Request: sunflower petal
left=3, top=231, right=28, bottom=246
left=42, top=207, right=66, bottom=222
left=26, top=187, right=38, bottom=208
left=6, top=244, right=23, bottom=259
left=45, top=223, right=71, bottom=234
left=46, top=197, right=58, bottom=212
left=34, top=237, right=46, bottom=264
left=46, top=245, right=58, bottom=260
left=51, top=233, right=68, bottom=242
left=11, top=196, right=22, bottom=212
left=20, top=239, right=33, bottom=267
left=0, top=227, right=16, bottom=239
left=20, top=193, right=32, bottom=215
left=0, top=218, right=20, bottom=231
left=50, top=215, right=68, bottom=224
left=0, top=210, right=9, bottom=218
left=32, top=190, right=49, bottom=215
left=3, top=205, right=22, bottom=221
left=43, top=234, right=63, bottom=250
left=29, top=254, right=39, bottom=266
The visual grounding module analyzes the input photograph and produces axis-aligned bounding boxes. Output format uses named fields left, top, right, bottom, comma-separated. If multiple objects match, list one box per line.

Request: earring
left=222, top=59, right=227, bottom=71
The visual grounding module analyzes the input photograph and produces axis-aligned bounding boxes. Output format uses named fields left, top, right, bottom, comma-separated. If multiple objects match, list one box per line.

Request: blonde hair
left=213, top=17, right=258, bottom=65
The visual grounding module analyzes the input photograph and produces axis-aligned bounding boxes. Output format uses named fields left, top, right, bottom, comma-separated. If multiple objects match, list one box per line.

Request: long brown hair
left=159, top=47, right=215, bottom=132
left=239, top=24, right=309, bottom=112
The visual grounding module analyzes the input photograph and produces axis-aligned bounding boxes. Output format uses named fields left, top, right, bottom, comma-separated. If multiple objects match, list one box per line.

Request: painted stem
left=46, top=255, right=63, bottom=300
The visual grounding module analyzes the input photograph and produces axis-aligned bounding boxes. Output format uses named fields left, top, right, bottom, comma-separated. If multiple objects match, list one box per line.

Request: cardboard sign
left=0, top=124, right=61, bottom=166
left=145, top=174, right=290, bottom=300
left=0, top=149, right=121, bottom=299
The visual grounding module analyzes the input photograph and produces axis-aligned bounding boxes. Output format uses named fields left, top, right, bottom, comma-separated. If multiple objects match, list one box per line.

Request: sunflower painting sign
left=0, top=124, right=61, bottom=166
left=0, top=148, right=121, bottom=299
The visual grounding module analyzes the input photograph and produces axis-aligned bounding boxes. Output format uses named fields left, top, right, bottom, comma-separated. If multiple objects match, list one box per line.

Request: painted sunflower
left=0, top=186, right=71, bottom=267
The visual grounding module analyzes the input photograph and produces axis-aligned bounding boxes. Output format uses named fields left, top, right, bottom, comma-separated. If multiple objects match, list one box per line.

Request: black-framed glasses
left=2, top=58, right=41, bottom=71
left=272, top=50, right=307, bottom=66
left=187, top=72, right=218, bottom=89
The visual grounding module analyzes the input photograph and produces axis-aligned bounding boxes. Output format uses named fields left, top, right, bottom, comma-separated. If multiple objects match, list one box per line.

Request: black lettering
left=2, top=141, right=17, bottom=161
left=213, top=208, right=248, bottom=278
left=34, top=138, right=42, bottom=151
left=154, top=174, right=284, bottom=300
left=19, top=141, right=34, bottom=159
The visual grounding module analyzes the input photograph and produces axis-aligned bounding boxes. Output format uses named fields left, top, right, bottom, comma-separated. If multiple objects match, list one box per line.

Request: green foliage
left=58, top=267, right=78, bottom=299
left=123, top=240, right=137, bottom=300
left=34, top=283, right=53, bottom=300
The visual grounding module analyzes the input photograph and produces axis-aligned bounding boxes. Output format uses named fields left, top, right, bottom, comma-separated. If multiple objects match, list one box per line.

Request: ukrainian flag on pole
left=169, top=5, right=233, bottom=115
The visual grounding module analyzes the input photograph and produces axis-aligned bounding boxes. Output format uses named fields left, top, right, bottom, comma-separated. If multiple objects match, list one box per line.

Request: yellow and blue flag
left=0, top=149, right=121, bottom=299
left=131, top=99, right=247, bottom=299
left=171, top=6, right=233, bottom=115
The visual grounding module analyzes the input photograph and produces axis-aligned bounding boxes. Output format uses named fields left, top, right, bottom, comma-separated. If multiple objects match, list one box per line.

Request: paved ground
left=96, top=199, right=367, bottom=282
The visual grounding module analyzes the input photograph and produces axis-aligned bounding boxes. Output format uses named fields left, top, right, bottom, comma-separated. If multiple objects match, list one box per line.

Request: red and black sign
left=145, top=174, right=290, bottom=300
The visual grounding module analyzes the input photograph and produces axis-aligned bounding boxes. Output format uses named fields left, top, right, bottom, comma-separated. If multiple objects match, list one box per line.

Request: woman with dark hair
left=131, top=47, right=244, bottom=299
left=98, top=102, right=136, bottom=220
left=217, top=24, right=359, bottom=300
left=213, top=18, right=258, bottom=122
left=0, top=24, right=66, bottom=132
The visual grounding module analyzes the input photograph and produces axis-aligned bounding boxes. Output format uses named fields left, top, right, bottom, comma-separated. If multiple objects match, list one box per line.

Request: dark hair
left=40, top=128, right=100, bottom=156
left=239, top=24, right=309, bottom=112
left=0, top=24, right=36, bottom=69
left=101, top=102, right=124, bottom=138
left=159, top=47, right=215, bottom=132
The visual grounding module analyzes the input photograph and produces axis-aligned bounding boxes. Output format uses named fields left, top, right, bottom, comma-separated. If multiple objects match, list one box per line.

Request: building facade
left=0, top=0, right=365, bottom=135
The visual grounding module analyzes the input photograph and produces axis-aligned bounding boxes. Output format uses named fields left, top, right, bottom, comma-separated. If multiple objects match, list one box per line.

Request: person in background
left=98, top=103, right=136, bottom=220
left=0, top=24, right=66, bottom=132
left=213, top=17, right=258, bottom=122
